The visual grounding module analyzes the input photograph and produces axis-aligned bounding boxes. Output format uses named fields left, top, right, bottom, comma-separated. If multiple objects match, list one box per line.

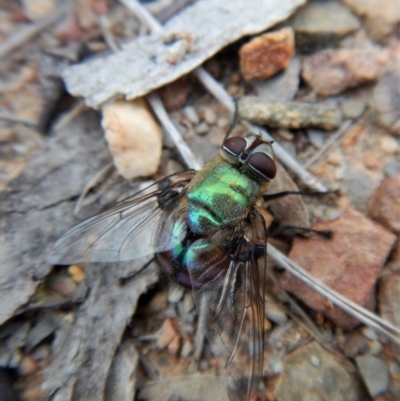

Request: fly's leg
left=264, top=189, right=340, bottom=239
left=267, top=222, right=333, bottom=239
left=263, top=189, right=340, bottom=202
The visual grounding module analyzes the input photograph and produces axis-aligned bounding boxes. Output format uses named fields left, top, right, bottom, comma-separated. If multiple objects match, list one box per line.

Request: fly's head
left=220, top=133, right=277, bottom=185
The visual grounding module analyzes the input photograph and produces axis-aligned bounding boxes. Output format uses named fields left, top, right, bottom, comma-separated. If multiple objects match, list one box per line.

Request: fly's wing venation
left=48, top=170, right=196, bottom=265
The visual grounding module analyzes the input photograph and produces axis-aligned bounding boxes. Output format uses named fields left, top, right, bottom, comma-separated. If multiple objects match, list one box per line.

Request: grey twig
left=0, top=6, right=67, bottom=59
left=303, top=120, right=354, bottom=168
left=147, top=92, right=202, bottom=170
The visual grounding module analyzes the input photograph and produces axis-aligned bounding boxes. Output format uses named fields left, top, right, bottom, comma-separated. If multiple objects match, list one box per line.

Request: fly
left=49, top=132, right=281, bottom=400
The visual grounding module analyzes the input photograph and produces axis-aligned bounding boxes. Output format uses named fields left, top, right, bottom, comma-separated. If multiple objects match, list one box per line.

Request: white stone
left=102, top=98, right=162, bottom=180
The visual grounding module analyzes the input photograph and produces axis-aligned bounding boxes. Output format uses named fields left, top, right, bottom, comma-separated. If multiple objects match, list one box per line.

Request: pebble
left=183, top=106, right=200, bottom=125
left=340, top=163, right=382, bottom=212
left=194, top=121, right=209, bottom=135
left=342, top=0, right=400, bottom=42
left=157, top=318, right=178, bottom=350
left=340, top=99, right=367, bottom=119
left=102, top=98, right=162, bottom=180
left=378, top=272, right=400, bottom=328
left=264, top=301, right=287, bottom=325
left=159, top=77, right=190, bottom=111
left=253, top=57, right=301, bottom=102
left=380, top=135, right=399, bottom=154
left=68, top=265, right=85, bottom=283
left=21, top=0, right=55, bottom=20
left=290, top=0, right=361, bottom=54
left=307, top=129, right=325, bottom=149
left=368, top=175, right=400, bottom=234
left=327, top=150, right=343, bottom=166
left=168, top=285, right=184, bottom=304
left=239, top=97, right=342, bottom=130
left=361, top=326, right=378, bottom=341
left=276, top=342, right=360, bottom=401
left=239, top=27, right=294, bottom=81
left=343, top=332, right=369, bottom=357
left=17, top=354, right=37, bottom=376
left=138, top=374, right=230, bottom=401
left=372, top=53, right=400, bottom=135
left=180, top=338, right=194, bottom=358
left=203, top=107, right=217, bottom=125
left=356, top=355, right=389, bottom=397
left=281, top=208, right=397, bottom=329
left=216, top=117, right=230, bottom=129
left=302, top=48, right=389, bottom=96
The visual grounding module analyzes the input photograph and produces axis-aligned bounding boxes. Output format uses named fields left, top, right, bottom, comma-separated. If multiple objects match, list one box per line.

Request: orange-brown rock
left=368, top=175, right=400, bottom=234
left=281, top=208, right=396, bottom=329
left=239, top=27, right=294, bottom=81
left=302, top=48, right=389, bottom=96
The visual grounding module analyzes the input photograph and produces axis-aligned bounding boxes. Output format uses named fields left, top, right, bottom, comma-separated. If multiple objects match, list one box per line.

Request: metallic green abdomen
left=186, top=161, right=259, bottom=235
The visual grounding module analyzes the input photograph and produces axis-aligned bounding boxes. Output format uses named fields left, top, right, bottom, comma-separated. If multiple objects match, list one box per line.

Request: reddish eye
left=222, top=137, right=247, bottom=156
left=247, top=152, right=277, bottom=180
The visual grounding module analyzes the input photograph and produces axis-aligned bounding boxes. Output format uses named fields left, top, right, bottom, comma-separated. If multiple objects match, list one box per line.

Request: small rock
left=102, top=98, right=162, bottom=180
left=203, top=107, right=217, bottom=125
left=159, top=77, right=190, bottom=111
left=342, top=0, right=400, bottom=43
left=378, top=272, right=400, bottom=328
left=183, top=106, right=200, bottom=125
left=17, top=355, right=37, bottom=376
left=307, top=129, right=325, bottom=149
left=281, top=208, right=397, bottom=329
left=216, top=117, right=230, bottom=129
left=356, top=355, right=389, bottom=397
left=265, top=301, right=287, bottom=325
left=302, top=48, right=389, bottom=96
left=340, top=99, right=367, bottom=119
left=239, top=97, right=342, bottom=130
left=372, top=53, right=400, bottom=136
left=340, top=162, right=382, bottom=212
left=138, top=374, right=230, bottom=401
left=343, top=331, right=369, bottom=357
left=361, top=326, right=378, bottom=341
left=253, top=57, right=301, bottom=101
left=68, top=264, right=85, bottom=283
left=239, top=27, right=294, bottom=81
left=168, top=334, right=180, bottom=355
left=168, top=285, right=184, bottom=304
left=368, top=175, right=400, bottom=234
left=157, top=318, right=178, bottom=350
left=180, top=337, right=193, bottom=358
left=291, top=0, right=361, bottom=54
left=276, top=342, right=360, bottom=401
left=380, top=135, right=399, bottom=154
left=194, top=121, right=209, bottom=135
left=21, top=0, right=55, bottom=20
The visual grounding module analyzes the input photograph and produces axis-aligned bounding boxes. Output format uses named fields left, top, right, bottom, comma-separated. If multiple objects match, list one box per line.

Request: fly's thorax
left=184, top=157, right=261, bottom=235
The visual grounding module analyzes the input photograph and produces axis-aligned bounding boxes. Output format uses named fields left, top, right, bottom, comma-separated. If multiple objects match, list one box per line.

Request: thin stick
left=0, top=6, right=67, bottom=59
left=98, top=14, right=120, bottom=52
left=0, top=110, right=37, bottom=126
left=303, top=120, right=353, bottom=168
left=147, top=92, right=202, bottom=170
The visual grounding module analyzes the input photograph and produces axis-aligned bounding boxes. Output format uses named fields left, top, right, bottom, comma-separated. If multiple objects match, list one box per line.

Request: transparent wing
left=48, top=170, right=196, bottom=265
left=188, top=212, right=267, bottom=401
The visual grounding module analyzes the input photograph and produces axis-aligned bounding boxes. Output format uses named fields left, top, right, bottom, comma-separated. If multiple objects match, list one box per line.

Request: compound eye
left=222, top=137, right=247, bottom=156
left=247, top=152, right=277, bottom=180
